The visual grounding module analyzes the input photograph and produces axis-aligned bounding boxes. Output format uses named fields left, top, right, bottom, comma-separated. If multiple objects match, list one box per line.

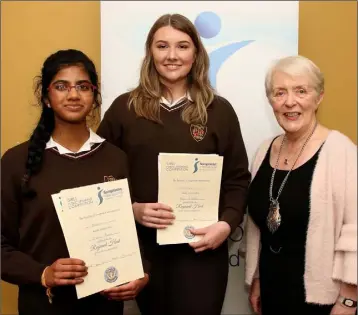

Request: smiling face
left=47, top=65, right=95, bottom=124
left=269, top=71, right=323, bottom=135
left=151, top=26, right=196, bottom=87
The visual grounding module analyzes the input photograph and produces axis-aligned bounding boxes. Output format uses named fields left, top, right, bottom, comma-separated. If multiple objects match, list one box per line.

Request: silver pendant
left=267, top=200, right=281, bottom=233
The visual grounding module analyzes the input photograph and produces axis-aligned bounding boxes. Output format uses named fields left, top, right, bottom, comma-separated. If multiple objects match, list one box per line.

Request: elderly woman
left=244, top=55, right=357, bottom=315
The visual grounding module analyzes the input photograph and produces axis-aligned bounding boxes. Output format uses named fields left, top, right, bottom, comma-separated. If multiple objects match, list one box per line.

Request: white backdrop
left=101, top=2, right=298, bottom=314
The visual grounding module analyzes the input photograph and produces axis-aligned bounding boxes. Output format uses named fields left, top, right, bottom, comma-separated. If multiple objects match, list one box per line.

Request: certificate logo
left=104, top=266, right=118, bottom=283
left=193, top=158, right=219, bottom=173
left=183, top=225, right=195, bottom=239
left=165, top=161, right=189, bottom=172
left=193, top=158, right=200, bottom=173
left=190, top=124, right=207, bottom=142
left=97, top=186, right=123, bottom=205
left=66, top=196, right=94, bottom=210
left=194, top=11, right=254, bottom=89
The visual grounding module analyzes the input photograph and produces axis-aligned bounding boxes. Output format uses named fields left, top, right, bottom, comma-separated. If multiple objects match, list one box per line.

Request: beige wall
left=1, top=1, right=356, bottom=314
left=299, top=1, right=357, bottom=143
left=1, top=2, right=100, bottom=314
left=1, top=1, right=101, bottom=155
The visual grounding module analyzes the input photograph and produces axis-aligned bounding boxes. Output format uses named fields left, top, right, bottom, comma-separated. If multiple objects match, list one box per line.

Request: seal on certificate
left=183, top=225, right=195, bottom=239
left=104, top=266, right=118, bottom=283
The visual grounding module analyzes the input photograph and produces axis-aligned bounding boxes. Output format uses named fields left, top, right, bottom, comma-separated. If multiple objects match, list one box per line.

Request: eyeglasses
left=48, top=82, right=97, bottom=94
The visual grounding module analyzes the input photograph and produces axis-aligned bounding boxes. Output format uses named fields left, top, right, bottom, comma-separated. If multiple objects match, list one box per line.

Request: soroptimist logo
left=193, top=158, right=200, bottom=173
left=194, top=11, right=254, bottom=89
left=97, top=186, right=123, bottom=205
left=104, top=266, right=118, bottom=283
left=193, top=158, right=218, bottom=173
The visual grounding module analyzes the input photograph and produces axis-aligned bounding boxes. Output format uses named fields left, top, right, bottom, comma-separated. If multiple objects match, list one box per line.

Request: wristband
left=41, top=266, right=54, bottom=304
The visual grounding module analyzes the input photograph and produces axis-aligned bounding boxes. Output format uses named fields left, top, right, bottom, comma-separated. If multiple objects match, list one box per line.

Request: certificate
left=157, top=153, right=223, bottom=245
left=52, top=179, right=144, bottom=299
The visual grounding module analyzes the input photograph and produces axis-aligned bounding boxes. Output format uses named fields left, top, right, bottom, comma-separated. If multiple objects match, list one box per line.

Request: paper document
left=52, top=179, right=144, bottom=299
left=157, top=153, right=223, bottom=245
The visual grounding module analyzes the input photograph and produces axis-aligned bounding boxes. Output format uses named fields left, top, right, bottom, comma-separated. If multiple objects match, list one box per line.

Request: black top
left=247, top=139, right=333, bottom=314
left=97, top=92, right=251, bottom=245
left=248, top=139, right=319, bottom=253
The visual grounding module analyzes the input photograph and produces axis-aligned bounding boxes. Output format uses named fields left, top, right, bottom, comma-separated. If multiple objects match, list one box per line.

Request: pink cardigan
left=244, top=130, right=357, bottom=304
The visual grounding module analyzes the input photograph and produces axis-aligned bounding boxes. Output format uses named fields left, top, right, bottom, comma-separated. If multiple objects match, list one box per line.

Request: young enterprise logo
left=104, top=266, right=118, bottom=283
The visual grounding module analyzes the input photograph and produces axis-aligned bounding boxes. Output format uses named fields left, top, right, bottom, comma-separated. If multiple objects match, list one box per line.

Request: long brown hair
left=128, top=14, right=215, bottom=125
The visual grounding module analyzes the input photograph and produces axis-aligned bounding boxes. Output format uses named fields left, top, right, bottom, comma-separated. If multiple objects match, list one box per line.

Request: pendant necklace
left=267, top=121, right=318, bottom=233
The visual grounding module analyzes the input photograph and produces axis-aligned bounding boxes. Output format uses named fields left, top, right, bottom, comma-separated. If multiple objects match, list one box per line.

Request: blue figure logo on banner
left=194, top=11, right=254, bottom=88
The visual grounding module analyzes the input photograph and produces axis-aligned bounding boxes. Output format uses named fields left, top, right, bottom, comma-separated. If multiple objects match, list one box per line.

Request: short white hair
left=265, top=55, right=324, bottom=98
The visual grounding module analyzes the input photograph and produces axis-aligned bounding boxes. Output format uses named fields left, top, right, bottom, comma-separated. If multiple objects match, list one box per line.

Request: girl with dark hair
left=1, top=49, right=149, bottom=315
left=97, top=14, right=251, bottom=315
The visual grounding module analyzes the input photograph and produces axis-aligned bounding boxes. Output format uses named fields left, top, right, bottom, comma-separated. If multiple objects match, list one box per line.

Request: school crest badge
left=104, top=175, right=116, bottom=182
left=190, top=124, right=207, bottom=142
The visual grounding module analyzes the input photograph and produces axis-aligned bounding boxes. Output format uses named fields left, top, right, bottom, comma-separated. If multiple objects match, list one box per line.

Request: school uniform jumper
left=1, top=134, right=148, bottom=315
left=97, top=92, right=251, bottom=315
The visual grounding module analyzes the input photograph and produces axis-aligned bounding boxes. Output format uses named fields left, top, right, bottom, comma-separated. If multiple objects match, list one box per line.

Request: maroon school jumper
left=1, top=140, right=149, bottom=315
left=97, top=92, right=251, bottom=315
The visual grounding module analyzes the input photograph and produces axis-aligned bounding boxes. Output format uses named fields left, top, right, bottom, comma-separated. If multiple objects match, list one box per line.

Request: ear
left=316, top=90, right=324, bottom=108
left=318, top=90, right=324, bottom=104
left=44, top=97, right=51, bottom=108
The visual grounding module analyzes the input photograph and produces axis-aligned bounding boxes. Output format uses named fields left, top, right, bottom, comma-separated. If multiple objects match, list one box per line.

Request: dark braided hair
left=22, top=49, right=101, bottom=198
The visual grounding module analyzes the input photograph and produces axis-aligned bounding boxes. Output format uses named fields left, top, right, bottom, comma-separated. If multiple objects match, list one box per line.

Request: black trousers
left=18, top=285, right=124, bottom=315
left=136, top=241, right=229, bottom=315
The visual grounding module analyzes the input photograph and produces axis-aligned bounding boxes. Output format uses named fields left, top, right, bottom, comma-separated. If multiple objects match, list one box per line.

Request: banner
left=101, top=2, right=298, bottom=313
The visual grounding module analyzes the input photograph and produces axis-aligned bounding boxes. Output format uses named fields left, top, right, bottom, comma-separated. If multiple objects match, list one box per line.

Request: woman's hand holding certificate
left=188, top=221, right=231, bottom=253
left=101, top=273, right=149, bottom=301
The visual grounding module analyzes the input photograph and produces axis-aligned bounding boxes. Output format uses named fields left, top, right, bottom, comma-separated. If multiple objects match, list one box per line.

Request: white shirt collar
left=45, top=129, right=105, bottom=155
left=160, top=92, right=193, bottom=108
